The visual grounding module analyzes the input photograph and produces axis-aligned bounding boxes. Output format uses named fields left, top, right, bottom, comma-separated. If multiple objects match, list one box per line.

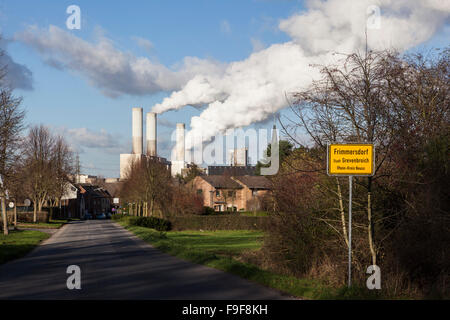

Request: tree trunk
left=13, top=200, right=17, bottom=228
left=336, top=177, right=349, bottom=247
left=33, top=199, right=37, bottom=223
left=1, top=195, right=8, bottom=235
left=149, top=199, right=154, bottom=217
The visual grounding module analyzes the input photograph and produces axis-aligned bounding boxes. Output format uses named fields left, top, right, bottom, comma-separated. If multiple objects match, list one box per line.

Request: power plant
left=119, top=107, right=185, bottom=180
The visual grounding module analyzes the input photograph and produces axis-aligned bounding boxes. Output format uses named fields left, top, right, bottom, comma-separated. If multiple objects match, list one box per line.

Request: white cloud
left=15, top=0, right=450, bottom=149
left=0, top=38, right=33, bottom=90
left=132, top=36, right=153, bottom=52
left=152, top=0, right=450, bottom=149
left=157, top=117, right=176, bottom=128
left=220, top=20, right=232, bottom=34
left=60, top=127, right=129, bottom=155
left=15, top=25, right=225, bottom=97
left=250, top=38, right=266, bottom=52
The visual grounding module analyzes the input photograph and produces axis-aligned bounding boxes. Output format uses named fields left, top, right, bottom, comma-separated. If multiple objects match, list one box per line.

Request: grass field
left=0, top=230, right=50, bottom=264
left=117, top=219, right=350, bottom=299
left=17, top=218, right=75, bottom=229
left=165, top=230, right=264, bottom=255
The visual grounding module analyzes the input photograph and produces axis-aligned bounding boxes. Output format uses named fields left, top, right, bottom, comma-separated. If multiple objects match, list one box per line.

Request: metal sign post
left=348, top=175, right=352, bottom=287
left=327, top=143, right=374, bottom=288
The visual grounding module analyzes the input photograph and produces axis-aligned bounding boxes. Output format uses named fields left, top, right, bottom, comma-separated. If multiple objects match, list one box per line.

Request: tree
left=47, top=135, right=74, bottom=218
left=255, top=140, right=293, bottom=175
left=0, top=48, right=25, bottom=234
left=178, top=163, right=203, bottom=184
left=22, top=125, right=55, bottom=223
left=121, top=157, right=173, bottom=218
left=270, top=48, right=449, bottom=294
left=5, top=164, right=27, bottom=229
left=289, top=50, right=399, bottom=266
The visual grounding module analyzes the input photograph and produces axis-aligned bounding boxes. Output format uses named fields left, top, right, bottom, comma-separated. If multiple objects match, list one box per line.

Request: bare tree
left=273, top=48, right=449, bottom=292
left=22, top=125, right=55, bottom=223
left=122, top=158, right=173, bottom=218
left=0, top=48, right=25, bottom=234
left=286, top=50, right=400, bottom=266
left=47, top=135, right=74, bottom=218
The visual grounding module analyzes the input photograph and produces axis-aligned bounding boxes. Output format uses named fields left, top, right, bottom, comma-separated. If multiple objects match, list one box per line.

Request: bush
left=202, top=206, right=216, bottom=215
left=111, top=214, right=126, bottom=221
left=128, top=216, right=172, bottom=231
left=169, top=215, right=269, bottom=231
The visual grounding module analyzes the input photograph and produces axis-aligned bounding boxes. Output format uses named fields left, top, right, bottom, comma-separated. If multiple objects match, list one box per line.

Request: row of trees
left=120, top=159, right=203, bottom=218
left=264, top=48, right=449, bottom=297
left=0, top=46, right=74, bottom=235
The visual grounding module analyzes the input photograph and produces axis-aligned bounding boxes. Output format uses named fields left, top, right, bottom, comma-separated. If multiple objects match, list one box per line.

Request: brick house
left=232, top=176, right=272, bottom=211
left=190, top=175, right=242, bottom=212
left=190, top=175, right=272, bottom=212
left=60, top=183, right=113, bottom=218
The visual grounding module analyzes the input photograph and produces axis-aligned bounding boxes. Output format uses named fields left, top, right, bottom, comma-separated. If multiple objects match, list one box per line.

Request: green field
left=117, top=220, right=344, bottom=299
left=0, top=230, right=50, bottom=264
left=17, top=218, right=75, bottom=229
left=165, top=230, right=263, bottom=254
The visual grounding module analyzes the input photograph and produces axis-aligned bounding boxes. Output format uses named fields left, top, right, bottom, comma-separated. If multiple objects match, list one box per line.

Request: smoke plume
left=152, top=0, right=449, bottom=148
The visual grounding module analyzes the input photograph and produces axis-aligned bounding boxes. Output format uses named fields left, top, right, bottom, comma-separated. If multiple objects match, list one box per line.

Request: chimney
left=146, top=112, right=157, bottom=157
left=132, top=107, right=143, bottom=154
left=176, top=123, right=185, bottom=162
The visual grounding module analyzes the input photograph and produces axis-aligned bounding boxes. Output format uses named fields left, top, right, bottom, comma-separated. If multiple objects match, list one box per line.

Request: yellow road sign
left=327, top=144, right=374, bottom=176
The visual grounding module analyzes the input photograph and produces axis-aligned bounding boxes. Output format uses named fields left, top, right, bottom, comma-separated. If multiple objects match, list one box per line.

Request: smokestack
left=146, top=112, right=157, bottom=157
left=132, top=107, right=143, bottom=154
left=176, top=123, right=185, bottom=162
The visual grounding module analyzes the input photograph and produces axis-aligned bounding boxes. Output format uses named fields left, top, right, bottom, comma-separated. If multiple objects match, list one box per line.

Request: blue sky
left=0, top=0, right=448, bottom=177
left=0, top=0, right=302, bottom=176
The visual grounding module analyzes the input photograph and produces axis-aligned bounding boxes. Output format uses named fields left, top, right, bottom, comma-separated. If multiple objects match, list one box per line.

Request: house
left=60, top=183, right=113, bottom=218
left=191, top=175, right=243, bottom=212
left=190, top=175, right=272, bottom=212
left=232, top=176, right=272, bottom=211
left=79, top=184, right=112, bottom=217
left=60, top=182, right=85, bottom=219
left=104, top=181, right=124, bottom=212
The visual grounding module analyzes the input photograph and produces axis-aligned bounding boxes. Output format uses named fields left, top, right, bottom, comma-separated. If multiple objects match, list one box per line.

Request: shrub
left=128, top=216, right=172, bottom=231
left=169, top=215, right=269, bottom=231
left=111, top=214, right=126, bottom=221
left=202, top=206, right=216, bottom=215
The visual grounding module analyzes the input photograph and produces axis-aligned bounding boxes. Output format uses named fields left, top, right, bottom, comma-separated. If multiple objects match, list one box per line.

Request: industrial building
left=119, top=107, right=186, bottom=180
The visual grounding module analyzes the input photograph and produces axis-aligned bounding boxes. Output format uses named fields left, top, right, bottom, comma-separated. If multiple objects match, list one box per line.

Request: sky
left=0, top=0, right=448, bottom=177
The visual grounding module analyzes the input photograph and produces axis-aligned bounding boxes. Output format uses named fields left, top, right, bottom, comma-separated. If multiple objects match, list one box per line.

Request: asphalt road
left=0, top=220, right=291, bottom=300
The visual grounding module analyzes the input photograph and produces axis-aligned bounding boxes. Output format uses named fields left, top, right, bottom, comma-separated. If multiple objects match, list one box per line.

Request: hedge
left=127, top=216, right=172, bottom=231
left=169, top=215, right=269, bottom=231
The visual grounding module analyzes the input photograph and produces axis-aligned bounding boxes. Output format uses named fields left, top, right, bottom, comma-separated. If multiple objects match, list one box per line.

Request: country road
left=0, top=220, right=291, bottom=300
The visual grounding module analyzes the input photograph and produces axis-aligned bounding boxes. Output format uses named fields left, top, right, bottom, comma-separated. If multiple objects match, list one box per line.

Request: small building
left=190, top=175, right=272, bottom=212
left=104, top=181, right=124, bottom=212
left=60, top=182, right=85, bottom=219
left=60, top=183, right=113, bottom=219
left=191, top=175, right=243, bottom=212
left=232, top=176, right=272, bottom=211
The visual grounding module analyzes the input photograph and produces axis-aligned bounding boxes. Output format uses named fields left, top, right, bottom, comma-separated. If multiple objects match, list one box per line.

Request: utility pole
left=75, top=152, right=81, bottom=183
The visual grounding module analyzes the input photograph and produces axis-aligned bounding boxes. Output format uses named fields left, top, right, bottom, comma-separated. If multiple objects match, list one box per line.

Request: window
left=197, top=189, right=203, bottom=195
left=216, top=190, right=220, bottom=197
left=252, top=190, right=258, bottom=196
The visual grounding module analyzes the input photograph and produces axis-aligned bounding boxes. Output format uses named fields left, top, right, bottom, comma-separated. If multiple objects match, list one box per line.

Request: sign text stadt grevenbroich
left=328, top=144, right=374, bottom=176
